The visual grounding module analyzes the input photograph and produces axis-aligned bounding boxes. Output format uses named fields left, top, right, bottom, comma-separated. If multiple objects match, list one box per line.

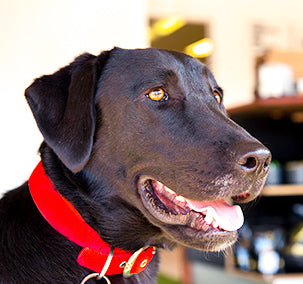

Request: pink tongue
left=186, top=199, right=244, bottom=231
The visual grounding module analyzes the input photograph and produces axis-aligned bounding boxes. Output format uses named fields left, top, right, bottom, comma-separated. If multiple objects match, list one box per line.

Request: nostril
left=263, top=156, right=271, bottom=173
left=238, top=154, right=258, bottom=172
left=264, top=156, right=271, bottom=168
left=242, top=156, right=257, bottom=170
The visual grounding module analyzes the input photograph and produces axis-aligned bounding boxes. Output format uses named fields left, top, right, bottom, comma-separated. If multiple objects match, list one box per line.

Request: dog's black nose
left=237, top=145, right=271, bottom=175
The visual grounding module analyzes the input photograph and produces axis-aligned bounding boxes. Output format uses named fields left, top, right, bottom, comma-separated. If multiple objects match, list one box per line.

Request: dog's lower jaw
left=161, top=225, right=238, bottom=252
left=143, top=213, right=239, bottom=252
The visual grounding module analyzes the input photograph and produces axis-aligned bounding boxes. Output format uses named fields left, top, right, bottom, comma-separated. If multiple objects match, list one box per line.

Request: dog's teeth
left=203, top=207, right=222, bottom=228
left=175, top=195, right=186, bottom=203
left=212, top=220, right=219, bottom=228
left=204, top=207, right=215, bottom=225
left=165, top=186, right=175, bottom=195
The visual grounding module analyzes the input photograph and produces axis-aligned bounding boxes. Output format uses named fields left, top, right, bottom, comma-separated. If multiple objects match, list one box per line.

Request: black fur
left=0, top=47, right=270, bottom=283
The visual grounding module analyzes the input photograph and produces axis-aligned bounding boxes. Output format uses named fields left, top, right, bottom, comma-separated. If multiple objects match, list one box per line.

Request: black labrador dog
left=0, top=47, right=271, bottom=283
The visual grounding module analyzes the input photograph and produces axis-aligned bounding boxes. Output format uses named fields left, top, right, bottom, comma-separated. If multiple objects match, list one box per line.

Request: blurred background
left=1, top=0, right=303, bottom=283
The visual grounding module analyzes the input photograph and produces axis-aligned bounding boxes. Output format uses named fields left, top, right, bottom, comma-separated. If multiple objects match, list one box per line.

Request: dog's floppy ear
left=25, top=51, right=111, bottom=172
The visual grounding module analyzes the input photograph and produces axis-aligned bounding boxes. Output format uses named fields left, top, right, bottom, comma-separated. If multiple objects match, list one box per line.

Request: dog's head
left=25, top=47, right=271, bottom=251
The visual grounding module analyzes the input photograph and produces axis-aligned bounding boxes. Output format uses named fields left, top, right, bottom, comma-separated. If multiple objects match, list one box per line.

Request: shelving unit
left=262, top=185, right=303, bottom=197
left=226, top=265, right=303, bottom=284
left=228, top=96, right=303, bottom=115
left=225, top=96, right=303, bottom=284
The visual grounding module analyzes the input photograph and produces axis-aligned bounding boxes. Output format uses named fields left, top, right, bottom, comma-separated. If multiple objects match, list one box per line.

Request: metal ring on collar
left=80, top=273, right=111, bottom=284
left=80, top=246, right=115, bottom=284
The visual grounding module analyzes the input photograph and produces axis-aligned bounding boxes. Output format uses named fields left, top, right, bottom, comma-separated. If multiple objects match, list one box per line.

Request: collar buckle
left=123, top=246, right=156, bottom=278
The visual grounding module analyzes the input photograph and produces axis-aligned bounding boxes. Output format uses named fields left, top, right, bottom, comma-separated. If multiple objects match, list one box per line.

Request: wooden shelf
left=228, top=96, right=303, bottom=116
left=262, top=184, right=303, bottom=196
left=225, top=253, right=303, bottom=284
left=226, top=267, right=303, bottom=284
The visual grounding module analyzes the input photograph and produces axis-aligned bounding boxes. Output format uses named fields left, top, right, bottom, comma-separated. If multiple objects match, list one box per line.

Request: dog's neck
left=28, top=161, right=156, bottom=279
left=39, top=143, right=169, bottom=251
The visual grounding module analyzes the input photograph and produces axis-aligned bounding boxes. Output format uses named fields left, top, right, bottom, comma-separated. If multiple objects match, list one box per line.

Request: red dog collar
left=28, top=161, right=156, bottom=278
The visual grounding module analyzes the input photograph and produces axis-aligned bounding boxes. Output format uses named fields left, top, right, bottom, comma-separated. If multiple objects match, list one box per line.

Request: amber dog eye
left=147, top=88, right=168, bottom=101
left=214, top=90, right=222, bottom=104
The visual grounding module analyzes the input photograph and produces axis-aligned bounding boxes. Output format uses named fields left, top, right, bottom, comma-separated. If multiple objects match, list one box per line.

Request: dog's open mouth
left=138, top=178, right=244, bottom=233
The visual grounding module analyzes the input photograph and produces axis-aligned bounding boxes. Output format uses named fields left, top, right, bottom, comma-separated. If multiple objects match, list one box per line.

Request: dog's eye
left=214, top=90, right=222, bottom=104
left=147, top=88, right=168, bottom=102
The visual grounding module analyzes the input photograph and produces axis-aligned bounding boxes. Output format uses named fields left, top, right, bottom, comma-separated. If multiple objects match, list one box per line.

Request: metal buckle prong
left=97, top=246, right=115, bottom=280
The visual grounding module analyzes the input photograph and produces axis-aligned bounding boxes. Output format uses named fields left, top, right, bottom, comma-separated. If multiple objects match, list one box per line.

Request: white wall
left=148, top=0, right=303, bottom=107
left=0, top=0, right=148, bottom=192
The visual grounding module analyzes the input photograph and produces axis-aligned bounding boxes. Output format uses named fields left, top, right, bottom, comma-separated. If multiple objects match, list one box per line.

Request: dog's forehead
left=106, top=47, right=214, bottom=86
